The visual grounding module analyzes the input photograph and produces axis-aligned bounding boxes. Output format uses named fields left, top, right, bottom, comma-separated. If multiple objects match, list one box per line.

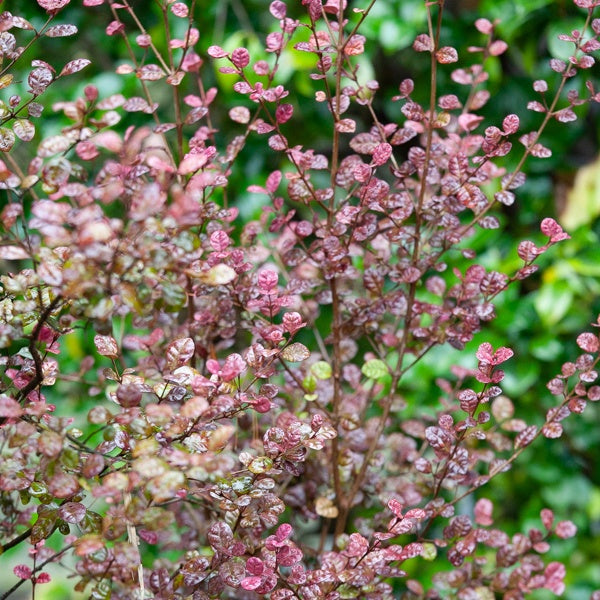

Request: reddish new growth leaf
left=577, top=332, right=600, bottom=352
left=13, top=565, right=32, bottom=580
left=540, top=217, right=570, bottom=242
left=476, top=342, right=514, bottom=365
left=231, top=47, right=250, bottom=69
left=475, top=18, right=494, bottom=34
left=413, top=34, right=434, bottom=52
left=37, top=0, right=70, bottom=10
left=94, top=334, right=118, bottom=358
left=436, top=46, right=459, bottom=63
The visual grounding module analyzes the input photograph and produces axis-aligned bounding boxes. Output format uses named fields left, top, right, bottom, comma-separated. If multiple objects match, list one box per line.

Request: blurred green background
left=1, top=0, right=599, bottom=597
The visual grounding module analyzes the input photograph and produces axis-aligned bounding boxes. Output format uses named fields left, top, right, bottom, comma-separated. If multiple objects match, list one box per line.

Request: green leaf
left=248, top=456, right=273, bottom=474
left=303, top=374, right=317, bottom=393
left=421, top=542, right=437, bottom=561
left=361, top=359, right=389, bottom=380
left=311, top=361, right=332, bottom=379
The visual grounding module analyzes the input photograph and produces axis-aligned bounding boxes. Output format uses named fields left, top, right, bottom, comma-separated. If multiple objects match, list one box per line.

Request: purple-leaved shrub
left=1, top=0, right=600, bottom=598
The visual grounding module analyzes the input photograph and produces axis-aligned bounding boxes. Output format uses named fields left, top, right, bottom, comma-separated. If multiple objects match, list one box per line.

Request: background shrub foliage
left=0, top=0, right=599, bottom=598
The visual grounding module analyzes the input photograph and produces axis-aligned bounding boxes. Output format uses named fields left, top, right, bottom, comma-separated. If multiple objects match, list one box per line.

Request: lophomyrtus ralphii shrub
left=1, top=0, right=599, bottom=598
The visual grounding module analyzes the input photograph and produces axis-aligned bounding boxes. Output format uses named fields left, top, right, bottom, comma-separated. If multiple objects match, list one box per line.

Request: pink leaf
left=241, top=576, right=263, bottom=591
left=474, top=498, right=494, bottom=525
left=13, top=564, right=32, bottom=580
left=555, top=108, right=577, bottom=123
left=372, top=143, right=392, bottom=166
left=94, top=335, right=118, bottom=358
left=0, top=245, right=29, bottom=259
left=435, top=46, right=458, bottom=64
left=577, top=332, right=599, bottom=353
left=555, top=520, right=577, bottom=538
left=541, top=508, right=554, bottom=530
left=275, top=103, right=293, bottom=124
left=0, top=395, right=23, bottom=418
left=475, top=18, right=493, bottom=34
left=44, top=24, right=78, bottom=37
left=268, top=134, right=287, bottom=151
left=231, top=48, right=250, bottom=69
left=37, top=0, right=70, bottom=10
left=542, top=422, right=563, bottom=438
left=266, top=170, right=282, bottom=193
left=60, top=59, right=91, bottom=76
left=35, top=572, right=51, bottom=584
left=270, top=0, right=287, bottom=18
left=413, top=34, right=433, bottom=52
left=170, top=2, right=189, bottom=17
left=489, top=40, right=508, bottom=56
left=528, top=100, right=547, bottom=112
left=495, top=190, right=515, bottom=206
left=515, top=425, right=538, bottom=448
left=207, top=45, right=228, bottom=58
left=502, top=114, right=520, bottom=134
left=166, top=338, right=195, bottom=368
left=540, top=217, right=570, bottom=242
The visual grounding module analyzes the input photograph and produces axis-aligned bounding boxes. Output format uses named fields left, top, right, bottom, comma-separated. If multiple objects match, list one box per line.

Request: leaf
left=0, top=394, right=23, bottom=417
left=266, top=170, right=281, bottom=193
left=335, top=118, right=356, bottom=133
left=0, top=245, right=29, bottom=259
left=349, top=132, right=379, bottom=154
left=189, top=264, right=237, bottom=286
left=231, top=48, right=250, bottom=69
left=170, top=2, right=189, bottom=17
left=413, top=34, right=433, bottom=52
left=495, top=190, right=515, bottom=206
left=123, top=97, right=152, bottom=112
left=207, top=45, right=228, bottom=58
left=281, top=343, right=310, bottom=362
left=315, top=497, right=339, bottom=518
left=229, top=106, right=250, bottom=123
left=248, top=456, right=273, bottom=474
left=577, top=332, right=599, bottom=353
left=491, top=396, right=514, bottom=421
left=275, top=104, right=293, bottom=124
left=207, top=522, right=234, bottom=553
left=0, top=127, right=16, bottom=152
left=37, top=0, right=70, bottom=10
left=31, top=509, right=58, bottom=544
left=489, top=40, right=508, bottom=56
left=474, top=498, right=494, bottom=525
left=435, top=46, right=458, bottom=63
left=58, top=502, right=86, bottom=523
left=12, top=119, right=35, bottom=142
left=146, top=471, right=185, bottom=503
left=502, top=114, right=519, bottom=135
left=45, top=24, right=78, bottom=37
left=138, top=64, right=166, bottom=81
left=166, top=337, right=195, bottom=369
left=94, top=334, right=118, bottom=358
left=74, top=534, right=105, bottom=556
left=0, top=74, right=14, bottom=89
left=310, top=361, right=332, bottom=380
left=60, top=59, right=91, bottom=76
left=28, top=67, right=53, bottom=94
left=372, top=143, right=392, bottom=166
left=515, top=425, right=538, bottom=448
left=542, top=422, right=563, bottom=438
left=361, top=359, right=389, bottom=379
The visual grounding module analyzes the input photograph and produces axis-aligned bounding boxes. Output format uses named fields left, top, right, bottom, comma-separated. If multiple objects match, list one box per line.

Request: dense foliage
left=0, top=0, right=599, bottom=598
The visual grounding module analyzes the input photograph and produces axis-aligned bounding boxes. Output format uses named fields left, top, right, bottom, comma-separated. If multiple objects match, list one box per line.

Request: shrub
left=0, top=0, right=599, bottom=598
